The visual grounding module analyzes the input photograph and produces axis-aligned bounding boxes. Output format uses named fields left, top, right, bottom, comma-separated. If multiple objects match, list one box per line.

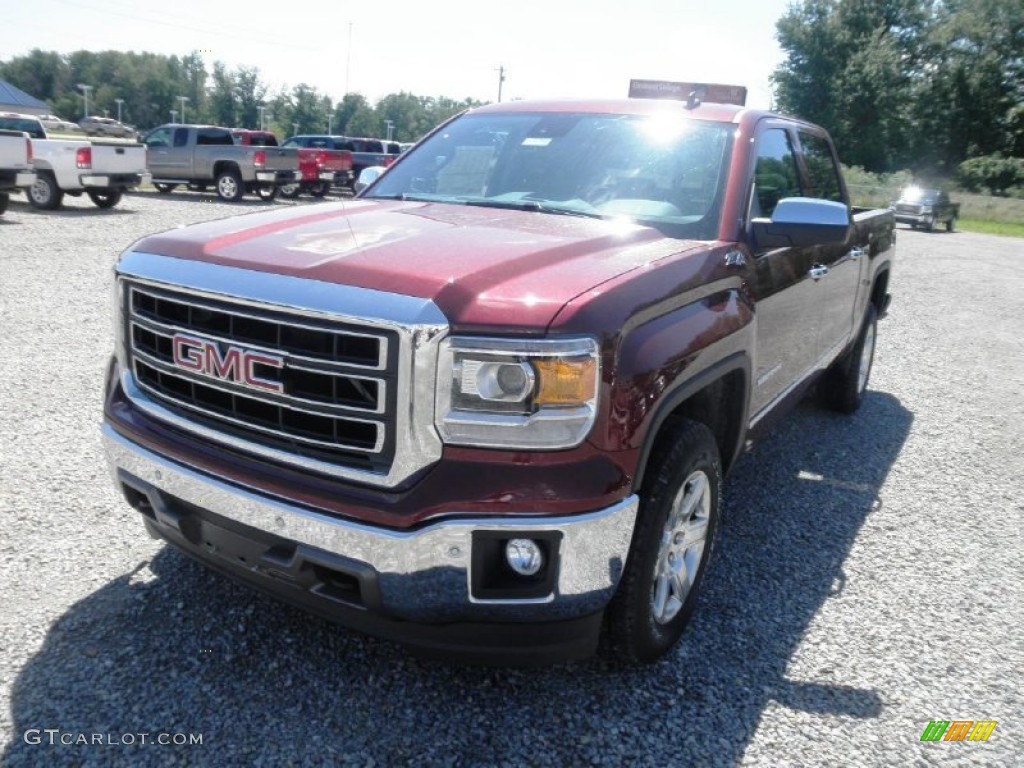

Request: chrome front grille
left=124, top=282, right=397, bottom=473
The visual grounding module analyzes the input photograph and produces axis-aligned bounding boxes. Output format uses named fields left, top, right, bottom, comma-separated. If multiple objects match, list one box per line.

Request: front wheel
left=823, top=303, right=877, bottom=414
left=946, top=217, right=956, bottom=233
left=215, top=170, right=244, bottom=202
left=87, top=189, right=123, bottom=209
left=605, top=419, right=721, bottom=664
left=28, top=171, right=64, bottom=210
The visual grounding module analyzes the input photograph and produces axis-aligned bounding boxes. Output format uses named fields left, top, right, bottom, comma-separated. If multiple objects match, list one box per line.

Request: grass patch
left=956, top=219, right=1024, bottom=238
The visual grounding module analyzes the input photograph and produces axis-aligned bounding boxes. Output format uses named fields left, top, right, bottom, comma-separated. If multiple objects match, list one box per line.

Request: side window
left=173, top=128, right=189, bottom=147
left=753, top=128, right=800, bottom=218
left=145, top=127, right=171, bottom=148
left=798, top=131, right=844, bottom=203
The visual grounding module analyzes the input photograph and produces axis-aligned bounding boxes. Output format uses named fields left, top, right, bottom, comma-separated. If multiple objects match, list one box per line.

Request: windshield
left=365, top=111, right=734, bottom=239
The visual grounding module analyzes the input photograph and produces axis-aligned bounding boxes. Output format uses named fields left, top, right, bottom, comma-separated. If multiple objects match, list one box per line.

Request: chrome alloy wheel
left=857, top=320, right=876, bottom=394
left=217, top=174, right=239, bottom=199
left=651, top=470, right=711, bottom=624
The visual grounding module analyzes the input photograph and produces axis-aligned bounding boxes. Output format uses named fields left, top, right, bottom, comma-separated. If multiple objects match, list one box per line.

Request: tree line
left=0, top=49, right=484, bottom=142
left=773, top=0, right=1023, bottom=191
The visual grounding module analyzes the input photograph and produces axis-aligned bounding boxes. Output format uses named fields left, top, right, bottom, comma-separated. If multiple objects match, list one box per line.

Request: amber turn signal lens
left=533, top=358, right=597, bottom=406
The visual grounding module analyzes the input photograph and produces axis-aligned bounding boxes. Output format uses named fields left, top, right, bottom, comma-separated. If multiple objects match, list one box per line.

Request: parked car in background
left=278, top=134, right=354, bottom=196
left=0, top=128, right=36, bottom=215
left=0, top=111, right=149, bottom=210
left=38, top=114, right=82, bottom=134
left=143, top=123, right=300, bottom=202
left=891, top=186, right=959, bottom=232
left=79, top=116, right=137, bottom=140
left=345, top=137, right=401, bottom=188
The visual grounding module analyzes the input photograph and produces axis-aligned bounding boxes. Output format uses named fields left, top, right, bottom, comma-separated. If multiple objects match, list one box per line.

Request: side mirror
left=354, top=166, right=385, bottom=195
left=751, top=197, right=851, bottom=249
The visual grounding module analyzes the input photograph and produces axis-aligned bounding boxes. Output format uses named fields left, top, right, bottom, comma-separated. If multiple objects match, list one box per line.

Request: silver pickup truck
left=0, top=128, right=36, bottom=216
left=143, top=124, right=300, bottom=202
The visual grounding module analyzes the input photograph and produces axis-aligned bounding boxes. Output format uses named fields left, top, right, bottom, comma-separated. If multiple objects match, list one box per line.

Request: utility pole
left=496, top=65, right=506, bottom=103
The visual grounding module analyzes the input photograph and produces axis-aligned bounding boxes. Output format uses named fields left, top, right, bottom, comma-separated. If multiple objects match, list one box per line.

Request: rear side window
left=798, top=131, right=844, bottom=203
left=196, top=128, right=234, bottom=146
left=752, top=128, right=800, bottom=218
left=0, top=117, right=45, bottom=139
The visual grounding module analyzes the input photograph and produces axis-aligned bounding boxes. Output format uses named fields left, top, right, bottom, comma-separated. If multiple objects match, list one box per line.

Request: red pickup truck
left=103, top=97, right=894, bottom=664
left=233, top=131, right=353, bottom=198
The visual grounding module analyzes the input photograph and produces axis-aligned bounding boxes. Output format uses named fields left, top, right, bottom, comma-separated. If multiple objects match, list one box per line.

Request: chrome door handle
left=808, top=265, right=829, bottom=280
left=848, top=247, right=866, bottom=260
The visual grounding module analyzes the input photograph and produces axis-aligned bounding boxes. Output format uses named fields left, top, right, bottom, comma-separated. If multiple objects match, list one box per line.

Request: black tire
left=87, top=189, right=123, bottom=209
left=215, top=169, right=244, bottom=202
left=605, top=419, right=722, bottom=664
left=28, top=171, right=63, bottom=210
left=822, top=303, right=878, bottom=414
left=255, top=184, right=278, bottom=202
left=923, top=217, right=935, bottom=232
left=946, top=217, right=956, bottom=233
left=310, top=181, right=330, bottom=198
left=0, top=192, right=8, bottom=216
left=154, top=183, right=177, bottom=194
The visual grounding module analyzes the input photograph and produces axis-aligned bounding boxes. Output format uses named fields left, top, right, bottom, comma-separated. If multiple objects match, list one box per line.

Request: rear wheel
left=154, top=183, right=177, bottom=194
left=605, top=419, right=721, bottom=664
left=823, top=303, right=877, bottom=414
left=279, top=183, right=301, bottom=199
left=87, top=189, right=123, bottom=209
left=215, top=169, right=244, bottom=202
left=946, top=216, right=956, bottom=233
left=28, top=171, right=63, bottom=210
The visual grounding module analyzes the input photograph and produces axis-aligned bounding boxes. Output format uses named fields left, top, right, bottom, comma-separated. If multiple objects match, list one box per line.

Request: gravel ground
left=1, top=191, right=1021, bottom=767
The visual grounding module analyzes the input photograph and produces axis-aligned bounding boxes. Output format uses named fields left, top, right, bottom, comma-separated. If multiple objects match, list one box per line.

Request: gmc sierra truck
left=0, top=112, right=148, bottom=210
left=102, top=97, right=895, bottom=665
left=891, top=185, right=959, bottom=232
left=142, top=124, right=300, bottom=202
left=0, top=129, right=36, bottom=216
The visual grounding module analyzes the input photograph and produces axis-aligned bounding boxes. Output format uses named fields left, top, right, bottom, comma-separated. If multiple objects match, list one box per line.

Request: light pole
left=76, top=84, right=93, bottom=119
left=496, top=65, right=506, bottom=103
left=257, top=105, right=266, bottom=131
left=328, top=113, right=333, bottom=135
left=170, top=109, right=177, bottom=123
left=384, top=120, right=394, bottom=141
left=178, top=96, right=190, bottom=124
left=292, top=122, right=299, bottom=136
left=115, top=99, right=124, bottom=123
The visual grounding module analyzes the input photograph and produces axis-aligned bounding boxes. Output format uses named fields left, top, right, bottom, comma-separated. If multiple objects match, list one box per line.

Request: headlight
left=436, top=336, right=600, bottom=449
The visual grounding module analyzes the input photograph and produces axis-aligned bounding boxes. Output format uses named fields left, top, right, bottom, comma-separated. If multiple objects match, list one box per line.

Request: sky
left=1, top=0, right=795, bottom=110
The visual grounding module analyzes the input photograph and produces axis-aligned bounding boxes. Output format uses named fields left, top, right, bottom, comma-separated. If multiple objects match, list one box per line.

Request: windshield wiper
left=463, top=199, right=605, bottom=219
left=367, top=192, right=447, bottom=202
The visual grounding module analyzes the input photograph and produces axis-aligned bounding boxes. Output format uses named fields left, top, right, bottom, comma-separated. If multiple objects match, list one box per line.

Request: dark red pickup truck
left=103, top=97, right=894, bottom=664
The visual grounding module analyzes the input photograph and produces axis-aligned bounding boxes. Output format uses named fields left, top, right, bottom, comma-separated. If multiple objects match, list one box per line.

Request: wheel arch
left=631, top=352, right=750, bottom=492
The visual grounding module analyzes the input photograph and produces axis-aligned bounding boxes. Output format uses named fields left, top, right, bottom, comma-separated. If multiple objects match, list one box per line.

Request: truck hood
left=132, top=199, right=701, bottom=331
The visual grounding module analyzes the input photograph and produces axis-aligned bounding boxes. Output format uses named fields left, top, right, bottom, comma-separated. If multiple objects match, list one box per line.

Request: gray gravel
left=1, top=191, right=1021, bottom=767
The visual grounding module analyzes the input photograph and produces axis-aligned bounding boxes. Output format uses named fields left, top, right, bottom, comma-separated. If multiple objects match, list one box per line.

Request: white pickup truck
left=0, top=129, right=36, bottom=216
left=0, top=112, right=149, bottom=210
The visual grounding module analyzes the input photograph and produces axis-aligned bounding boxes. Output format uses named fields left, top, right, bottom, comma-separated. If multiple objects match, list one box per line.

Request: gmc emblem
left=172, top=334, right=284, bottom=394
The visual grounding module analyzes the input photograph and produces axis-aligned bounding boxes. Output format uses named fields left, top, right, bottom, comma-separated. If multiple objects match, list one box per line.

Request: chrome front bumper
left=103, top=425, right=638, bottom=624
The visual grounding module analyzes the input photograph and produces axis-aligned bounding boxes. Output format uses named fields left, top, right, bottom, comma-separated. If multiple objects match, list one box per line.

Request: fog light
left=505, top=538, right=543, bottom=576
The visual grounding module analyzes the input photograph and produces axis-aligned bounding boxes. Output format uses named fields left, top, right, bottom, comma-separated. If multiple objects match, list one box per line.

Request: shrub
left=956, top=155, right=1024, bottom=196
